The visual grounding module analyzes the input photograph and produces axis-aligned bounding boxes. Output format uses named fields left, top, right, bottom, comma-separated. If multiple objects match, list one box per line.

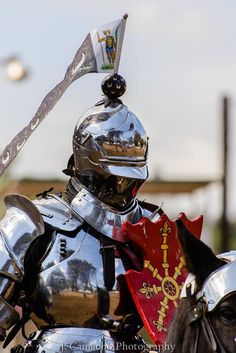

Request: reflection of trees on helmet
left=72, top=103, right=149, bottom=210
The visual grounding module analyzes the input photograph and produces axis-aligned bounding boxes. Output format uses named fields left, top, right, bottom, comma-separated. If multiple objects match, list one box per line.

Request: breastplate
left=31, top=226, right=125, bottom=329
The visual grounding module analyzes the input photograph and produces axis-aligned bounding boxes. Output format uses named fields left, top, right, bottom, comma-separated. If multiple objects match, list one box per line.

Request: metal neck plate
left=70, top=178, right=141, bottom=240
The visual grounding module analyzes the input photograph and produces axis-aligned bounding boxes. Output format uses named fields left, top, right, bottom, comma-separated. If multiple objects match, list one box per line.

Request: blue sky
left=1, top=0, right=236, bottom=222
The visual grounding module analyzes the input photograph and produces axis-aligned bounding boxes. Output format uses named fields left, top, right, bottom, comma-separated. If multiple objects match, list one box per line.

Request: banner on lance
left=90, top=17, right=126, bottom=73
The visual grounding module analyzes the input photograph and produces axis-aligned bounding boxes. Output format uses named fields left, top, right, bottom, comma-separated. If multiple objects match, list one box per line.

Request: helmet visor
left=102, top=163, right=148, bottom=180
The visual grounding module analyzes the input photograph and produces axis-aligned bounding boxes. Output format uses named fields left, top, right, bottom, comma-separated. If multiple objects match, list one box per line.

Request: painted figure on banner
left=97, top=29, right=117, bottom=69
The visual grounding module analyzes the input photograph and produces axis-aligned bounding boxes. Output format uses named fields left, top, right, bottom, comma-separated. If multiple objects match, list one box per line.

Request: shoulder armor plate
left=0, top=194, right=45, bottom=278
left=33, top=195, right=83, bottom=232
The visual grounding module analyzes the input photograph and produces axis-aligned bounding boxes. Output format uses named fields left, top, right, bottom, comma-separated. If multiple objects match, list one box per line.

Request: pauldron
left=0, top=194, right=45, bottom=281
left=0, top=194, right=45, bottom=337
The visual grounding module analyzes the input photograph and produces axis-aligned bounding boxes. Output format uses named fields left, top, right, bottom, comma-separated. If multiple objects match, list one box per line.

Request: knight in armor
left=0, top=74, right=162, bottom=352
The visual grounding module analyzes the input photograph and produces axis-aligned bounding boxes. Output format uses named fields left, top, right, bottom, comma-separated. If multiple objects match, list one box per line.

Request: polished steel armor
left=73, top=103, right=148, bottom=180
left=31, top=226, right=124, bottom=328
left=0, top=188, right=154, bottom=350
left=72, top=103, right=148, bottom=209
left=30, top=188, right=152, bottom=328
left=70, top=177, right=145, bottom=239
left=0, top=194, right=45, bottom=336
left=23, top=327, right=146, bottom=353
left=34, top=193, right=83, bottom=231
left=181, top=251, right=236, bottom=311
left=200, top=251, right=236, bottom=311
left=0, top=194, right=44, bottom=276
left=0, top=94, right=155, bottom=352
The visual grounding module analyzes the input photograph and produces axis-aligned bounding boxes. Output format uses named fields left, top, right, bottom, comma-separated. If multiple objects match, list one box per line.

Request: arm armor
left=0, top=194, right=44, bottom=334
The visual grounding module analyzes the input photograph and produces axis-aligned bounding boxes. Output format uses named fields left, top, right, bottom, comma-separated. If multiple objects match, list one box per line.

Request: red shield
left=122, top=212, right=203, bottom=345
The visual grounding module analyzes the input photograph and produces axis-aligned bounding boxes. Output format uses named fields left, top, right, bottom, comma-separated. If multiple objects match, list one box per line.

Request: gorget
left=70, top=178, right=142, bottom=240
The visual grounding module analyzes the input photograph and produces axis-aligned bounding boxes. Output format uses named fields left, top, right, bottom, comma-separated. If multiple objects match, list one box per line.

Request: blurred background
left=1, top=0, right=236, bottom=253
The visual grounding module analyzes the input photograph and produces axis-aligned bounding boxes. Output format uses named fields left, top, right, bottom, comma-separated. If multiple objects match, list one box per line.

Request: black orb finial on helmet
left=101, top=73, right=126, bottom=99
left=96, top=73, right=126, bottom=107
